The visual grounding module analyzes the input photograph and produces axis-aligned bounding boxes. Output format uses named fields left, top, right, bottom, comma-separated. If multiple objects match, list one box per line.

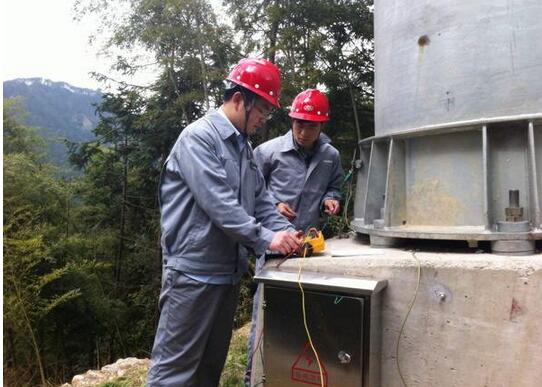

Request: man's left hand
left=323, top=199, right=340, bottom=215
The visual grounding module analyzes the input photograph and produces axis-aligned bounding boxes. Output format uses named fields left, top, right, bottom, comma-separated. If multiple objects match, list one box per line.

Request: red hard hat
left=226, top=58, right=282, bottom=108
left=289, top=89, right=330, bottom=122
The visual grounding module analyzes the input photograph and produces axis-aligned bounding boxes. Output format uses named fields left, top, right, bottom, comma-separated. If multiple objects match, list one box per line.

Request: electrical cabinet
left=255, top=269, right=387, bottom=387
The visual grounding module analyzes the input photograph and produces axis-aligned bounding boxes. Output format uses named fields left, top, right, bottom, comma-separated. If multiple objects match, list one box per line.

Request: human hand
left=269, top=230, right=303, bottom=255
left=323, top=199, right=340, bottom=215
left=277, top=202, right=297, bottom=220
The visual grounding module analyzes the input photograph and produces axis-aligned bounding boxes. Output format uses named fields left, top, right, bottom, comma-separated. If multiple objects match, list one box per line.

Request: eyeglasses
left=252, top=103, right=275, bottom=120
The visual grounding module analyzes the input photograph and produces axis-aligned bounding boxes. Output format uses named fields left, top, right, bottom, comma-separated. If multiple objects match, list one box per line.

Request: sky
left=2, top=0, right=228, bottom=92
left=2, top=0, right=154, bottom=91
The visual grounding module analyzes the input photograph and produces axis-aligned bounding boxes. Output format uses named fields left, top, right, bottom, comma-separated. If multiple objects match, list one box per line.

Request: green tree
left=225, top=0, right=375, bottom=153
left=68, top=89, right=162, bottom=364
left=76, top=0, right=240, bottom=115
left=4, top=101, right=97, bottom=385
left=4, top=99, right=134, bottom=386
left=3, top=98, right=45, bottom=157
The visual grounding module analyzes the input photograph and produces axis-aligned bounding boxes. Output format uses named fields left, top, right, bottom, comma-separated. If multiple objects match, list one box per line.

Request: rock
left=63, top=358, right=150, bottom=386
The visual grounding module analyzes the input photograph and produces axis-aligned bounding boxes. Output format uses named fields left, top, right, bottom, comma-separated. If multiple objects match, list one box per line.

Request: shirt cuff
left=254, top=226, right=275, bottom=255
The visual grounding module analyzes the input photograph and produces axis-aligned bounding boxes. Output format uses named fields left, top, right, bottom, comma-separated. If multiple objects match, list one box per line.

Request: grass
left=97, top=324, right=250, bottom=387
left=219, top=323, right=250, bottom=387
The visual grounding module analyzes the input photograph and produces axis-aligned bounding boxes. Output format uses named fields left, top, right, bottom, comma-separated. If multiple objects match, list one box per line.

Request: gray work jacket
left=159, top=110, right=293, bottom=275
left=253, top=131, right=343, bottom=232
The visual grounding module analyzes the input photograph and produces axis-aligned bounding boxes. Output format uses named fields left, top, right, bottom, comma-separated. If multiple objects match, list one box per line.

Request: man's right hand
left=277, top=202, right=297, bottom=220
left=269, top=230, right=303, bottom=255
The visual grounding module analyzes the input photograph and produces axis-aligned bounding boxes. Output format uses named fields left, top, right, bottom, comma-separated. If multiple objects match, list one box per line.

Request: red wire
left=275, top=250, right=295, bottom=268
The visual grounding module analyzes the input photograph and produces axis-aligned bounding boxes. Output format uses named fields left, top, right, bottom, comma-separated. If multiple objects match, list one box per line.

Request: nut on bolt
left=338, top=351, right=352, bottom=364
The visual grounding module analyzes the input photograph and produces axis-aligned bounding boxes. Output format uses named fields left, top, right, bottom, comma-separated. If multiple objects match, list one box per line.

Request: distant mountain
left=3, top=78, right=103, bottom=168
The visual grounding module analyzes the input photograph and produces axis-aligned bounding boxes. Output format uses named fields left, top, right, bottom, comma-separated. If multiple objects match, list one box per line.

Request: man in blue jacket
left=245, top=89, right=343, bottom=385
left=147, top=58, right=302, bottom=387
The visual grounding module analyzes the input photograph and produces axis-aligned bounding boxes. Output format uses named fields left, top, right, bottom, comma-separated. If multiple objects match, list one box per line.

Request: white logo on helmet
left=304, top=105, right=314, bottom=112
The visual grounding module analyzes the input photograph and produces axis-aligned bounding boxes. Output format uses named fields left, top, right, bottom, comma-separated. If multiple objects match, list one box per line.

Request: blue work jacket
left=159, top=110, right=293, bottom=275
left=253, top=131, right=343, bottom=232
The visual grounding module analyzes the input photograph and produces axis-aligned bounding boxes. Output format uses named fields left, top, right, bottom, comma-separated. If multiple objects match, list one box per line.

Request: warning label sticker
left=291, top=342, right=328, bottom=386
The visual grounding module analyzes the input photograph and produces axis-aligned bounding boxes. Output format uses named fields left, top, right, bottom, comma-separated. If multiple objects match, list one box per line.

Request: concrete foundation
left=251, top=235, right=542, bottom=386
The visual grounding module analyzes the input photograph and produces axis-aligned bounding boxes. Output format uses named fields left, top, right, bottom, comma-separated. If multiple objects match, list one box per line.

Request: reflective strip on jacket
left=159, top=110, right=293, bottom=275
left=253, top=131, right=343, bottom=232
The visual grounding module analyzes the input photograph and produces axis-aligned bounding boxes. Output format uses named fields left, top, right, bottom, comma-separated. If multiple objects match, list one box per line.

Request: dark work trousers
left=245, top=255, right=266, bottom=386
left=147, top=268, right=241, bottom=387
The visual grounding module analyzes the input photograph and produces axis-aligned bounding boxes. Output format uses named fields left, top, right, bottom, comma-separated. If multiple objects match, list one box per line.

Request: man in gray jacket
left=245, top=89, right=343, bottom=385
left=147, top=58, right=302, bottom=387
left=253, top=89, right=343, bottom=231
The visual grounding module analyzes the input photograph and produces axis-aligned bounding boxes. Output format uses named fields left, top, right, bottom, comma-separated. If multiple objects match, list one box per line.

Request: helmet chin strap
left=242, top=96, right=254, bottom=136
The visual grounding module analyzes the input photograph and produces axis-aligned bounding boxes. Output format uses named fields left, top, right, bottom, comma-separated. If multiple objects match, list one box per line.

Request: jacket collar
left=207, top=109, right=239, bottom=141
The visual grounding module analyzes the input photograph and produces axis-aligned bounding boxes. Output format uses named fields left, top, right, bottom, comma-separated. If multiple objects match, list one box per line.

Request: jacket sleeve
left=253, top=166, right=296, bottom=232
left=174, top=128, right=274, bottom=255
left=321, top=152, right=344, bottom=207
left=253, top=145, right=282, bottom=205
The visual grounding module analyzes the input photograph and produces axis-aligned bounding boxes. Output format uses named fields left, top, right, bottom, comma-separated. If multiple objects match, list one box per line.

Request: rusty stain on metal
left=418, top=34, right=430, bottom=47
left=407, top=178, right=462, bottom=225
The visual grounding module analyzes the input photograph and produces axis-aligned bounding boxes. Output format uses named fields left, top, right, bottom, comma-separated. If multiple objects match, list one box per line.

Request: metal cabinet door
left=264, top=286, right=364, bottom=387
